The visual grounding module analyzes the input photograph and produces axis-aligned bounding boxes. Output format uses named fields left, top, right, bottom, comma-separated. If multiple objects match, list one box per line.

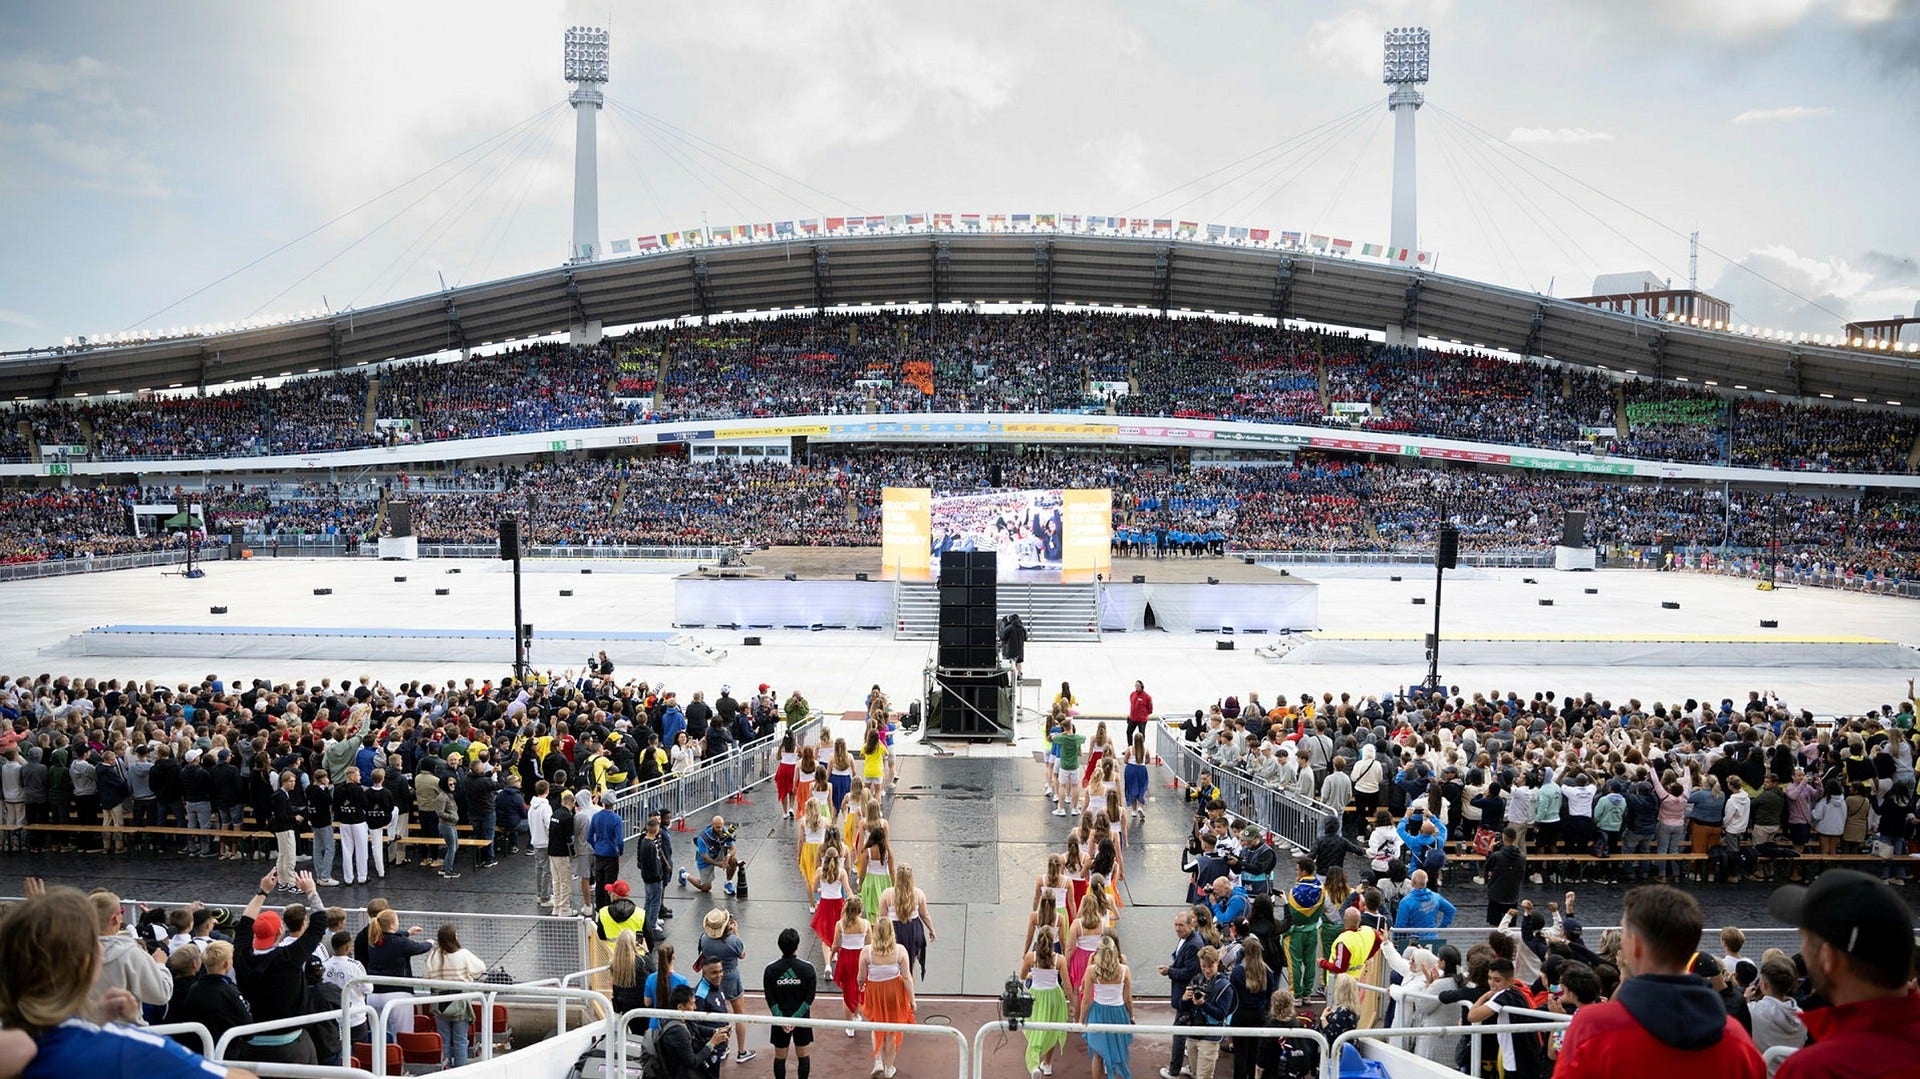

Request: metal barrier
left=241, top=1066, right=378, bottom=1079
left=146, top=1021, right=214, bottom=1056
left=1235, top=549, right=1556, bottom=569
left=0, top=545, right=227, bottom=582
left=604, top=715, right=821, bottom=839
left=1153, top=720, right=1339, bottom=855
left=345, top=976, right=614, bottom=1079
left=1330, top=1006, right=1569, bottom=1079
left=213, top=1004, right=374, bottom=1062
left=615, top=1007, right=971, bottom=1079
left=970, top=1019, right=1329, bottom=1079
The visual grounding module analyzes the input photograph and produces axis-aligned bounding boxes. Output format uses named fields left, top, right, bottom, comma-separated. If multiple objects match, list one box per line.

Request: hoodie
left=1555, top=974, right=1764, bottom=1078
left=93, top=933, right=175, bottom=1013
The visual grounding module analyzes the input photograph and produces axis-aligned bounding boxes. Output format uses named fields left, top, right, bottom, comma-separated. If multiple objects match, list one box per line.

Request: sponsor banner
left=1310, top=436, right=1404, bottom=454
left=1061, top=488, right=1113, bottom=583
left=998, top=422, right=1116, bottom=437
left=373, top=419, right=414, bottom=432
left=1117, top=423, right=1216, bottom=441
left=656, top=429, right=715, bottom=443
left=1090, top=379, right=1130, bottom=398
left=880, top=487, right=932, bottom=581
left=715, top=423, right=827, bottom=439
left=1510, top=454, right=1636, bottom=476
left=1418, top=446, right=1513, bottom=465
left=1212, top=430, right=1310, bottom=447
left=1329, top=402, right=1371, bottom=415
left=38, top=444, right=87, bottom=457
left=1578, top=425, right=1618, bottom=438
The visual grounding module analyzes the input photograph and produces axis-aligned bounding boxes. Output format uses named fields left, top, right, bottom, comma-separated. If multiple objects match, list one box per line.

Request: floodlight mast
left=564, top=26, right=609, bottom=344
left=1383, top=26, right=1429, bottom=345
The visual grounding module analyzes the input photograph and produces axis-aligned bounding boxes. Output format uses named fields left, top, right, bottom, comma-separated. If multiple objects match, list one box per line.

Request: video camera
left=999, top=975, right=1034, bottom=1029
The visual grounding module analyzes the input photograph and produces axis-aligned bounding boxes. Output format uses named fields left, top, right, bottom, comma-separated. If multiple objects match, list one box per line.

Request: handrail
left=1329, top=1008, right=1571, bottom=1078
left=970, top=1018, right=1330, bottom=1079
left=368, top=989, right=491, bottom=1076
left=343, top=975, right=613, bottom=1079
left=616, top=1006, right=971, bottom=1079
left=213, top=1004, right=373, bottom=1062
left=237, top=1066, right=378, bottom=1079
left=144, top=1020, right=214, bottom=1056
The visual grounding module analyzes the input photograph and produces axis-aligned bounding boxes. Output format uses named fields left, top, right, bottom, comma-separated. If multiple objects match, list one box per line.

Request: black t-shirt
left=762, top=955, right=817, bottom=1019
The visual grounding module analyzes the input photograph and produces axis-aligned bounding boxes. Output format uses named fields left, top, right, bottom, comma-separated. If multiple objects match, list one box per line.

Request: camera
left=999, top=975, right=1034, bottom=1028
left=717, top=823, right=740, bottom=845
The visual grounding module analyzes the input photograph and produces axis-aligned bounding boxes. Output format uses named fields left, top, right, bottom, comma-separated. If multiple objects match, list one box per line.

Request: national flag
left=885, top=214, right=905, bottom=227
left=826, top=217, right=846, bottom=231
left=1331, top=238, right=1353, bottom=253
left=636, top=235, right=659, bottom=250
left=1228, top=226, right=1248, bottom=240
left=1012, top=213, right=1032, bottom=225
left=1416, top=250, right=1433, bottom=264
left=610, top=238, right=632, bottom=254
left=906, top=213, right=926, bottom=226
left=1280, top=231, right=1302, bottom=246
left=1178, top=220, right=1198, bottom=234
left=1206, top=223, right=1226, bottom=238
left=867, top=215, right=887, bottom=228
left=961, top=213, right=981, bottom=227
left=1063, top=214, right=1082, bottom=228
left=1130, top=218, right=1151, bottom=232
left=754, top=223, right=773, bottom=237
left=1361, top=242, right=1383, bottom=257
left=775, top=220, right=795, bottom=236
left=800, top=218, right=820, bottom=234
left=1393, top=248, right=1410, bottom=261
left=1249, top=228, right=1270, bottom=242
left=1036, top=213, right=1056, bottom=228
left=683, top=229, right=705, bottom=246
left=988, top=213, right=1007, bottom=227
left=934, top=213, right=953, bottom=227
left=1152, top=218, right=1172, bottom=233
left=663, top=231, right=682, bottom=246
left=1309, top=234, right=1330, bottom=249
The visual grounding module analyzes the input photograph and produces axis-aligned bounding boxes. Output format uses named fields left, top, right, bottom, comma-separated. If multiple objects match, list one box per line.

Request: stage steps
left=893, top=581, right=1100, bottom=642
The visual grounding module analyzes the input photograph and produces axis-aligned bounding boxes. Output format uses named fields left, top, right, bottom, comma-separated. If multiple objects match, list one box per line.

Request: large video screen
left=883, top=487, right=1111, bottom=582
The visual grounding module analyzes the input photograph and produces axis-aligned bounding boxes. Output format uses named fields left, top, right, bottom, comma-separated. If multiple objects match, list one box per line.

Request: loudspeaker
left=990, top=462, right=1005, bottom=487
left=1390, top=575, right=1402, bottom=582
left=855, top=572, right=869, bottom=581
left=934, top=669, right=1013, bottom=738
left=1216, top=640, right=1235, bottom=651
left=560, top=589, right=573, bottom=597
left=435, top=588, right=450, bottom=596
left=1584, top=587, right=1598, bottom=594
left=581, top=568, right=592, bottom=574
left=1661, top=601, right=1680, bottom=609
left=210, top=606, right=227, bottom=615
left=1207, top=577, right=1220, bottom=585
left=393, top=576, right=407, bottom=582
left=227, top=525, right=244, bottom=558
left=1412, top=597, right=1426, bottom=605
left=1760, top=619, right=1779, bottom=628
left=1436, top=525, right=1459, bottom=570
left=1131, top=575, right=1145, bottom=584
left=387, top=501, right=413, bottom=538
left=1560, top=510, right=1587, bottom=548
left=313, top=588, right=332, bottom=596
left=497, top=518, right=520, bottom=559
left=784, top=573, right=798, bottom=581
left=1538, top=599, right=1554, bottom=606
left=744, top=636, right=762, bottom=646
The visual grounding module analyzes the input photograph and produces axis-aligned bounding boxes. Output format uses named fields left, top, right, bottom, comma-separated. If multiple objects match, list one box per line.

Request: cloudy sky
left=1, top=0, right=1916, bottom=352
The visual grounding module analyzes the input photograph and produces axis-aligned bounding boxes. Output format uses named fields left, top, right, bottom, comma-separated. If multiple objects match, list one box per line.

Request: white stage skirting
left=1280, top=636, right=1916, bottom=668
left=1100, top=582, right=1319, bottom=634
left=55, top=625, right=723, bottom=666
left=674, top=578, right=893, bottom=628
left=1554, top=545, right=1597, bottom=571
left=377, top=536, right=418, bottom=560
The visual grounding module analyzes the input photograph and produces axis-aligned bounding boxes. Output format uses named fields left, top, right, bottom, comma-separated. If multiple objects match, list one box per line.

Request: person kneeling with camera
left=680, top=815, right=743, bottom=896
left=1170, top=946, right=1236, bottom=1079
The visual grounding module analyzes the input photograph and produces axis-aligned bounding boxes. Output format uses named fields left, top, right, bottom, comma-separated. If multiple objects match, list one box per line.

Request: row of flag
left=600, top=217, right=1433, bottom=265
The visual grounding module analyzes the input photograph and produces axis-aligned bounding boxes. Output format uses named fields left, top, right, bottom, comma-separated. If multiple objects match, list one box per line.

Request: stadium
left=1, top=8, right=1917, bottom=1079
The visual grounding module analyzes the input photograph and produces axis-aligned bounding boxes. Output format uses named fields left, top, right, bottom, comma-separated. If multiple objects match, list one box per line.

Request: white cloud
left=1507, top=127, right=1616, bottom=144
left=25, top=122, right=170, bottom=198
left=1307, top=10, right=1387, bottom=80
left=1081, top=132, right=1152, bottom=194
left=1709, top=244, right=1920, bottom=333
left=1731, top=105, right=1838, bottom=123
left=0, top=307, right=43, bottom=330
left=1653, top=0, right=1899, bottom=38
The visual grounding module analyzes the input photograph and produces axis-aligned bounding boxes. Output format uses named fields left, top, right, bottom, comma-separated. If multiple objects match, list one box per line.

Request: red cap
left=606, top=880, right=631, bottom=898
left=252, top=910, right=283, bottom=948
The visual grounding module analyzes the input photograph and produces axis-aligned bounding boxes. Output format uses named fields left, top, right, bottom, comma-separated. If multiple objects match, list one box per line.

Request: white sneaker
left=1528, top=873, right=1544, bottom=885
left=1472, top=876, right=1485, bottom=885
left=1051, top=808, right=1067, bottom=817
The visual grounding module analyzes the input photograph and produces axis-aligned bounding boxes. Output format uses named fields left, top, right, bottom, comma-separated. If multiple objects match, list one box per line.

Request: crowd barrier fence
left=1154, top=720, right=1339, bottom=855
left=603, top=714, right=820, bottom=840
left=344, top=976, right=613, bottom=1079
left=213, top=1004, right=374, bottom=1063
left=615, top=1007, right=971, bottom=1079
left=0, top=545, right=227, bottom=582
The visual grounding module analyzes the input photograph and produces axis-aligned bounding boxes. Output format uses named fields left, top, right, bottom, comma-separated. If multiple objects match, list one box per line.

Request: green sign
left=1510, top=455, right=1634, bottom=475
left=550, top=440, right=568, bottom=452
left=43, top=462, right=70, bottom=476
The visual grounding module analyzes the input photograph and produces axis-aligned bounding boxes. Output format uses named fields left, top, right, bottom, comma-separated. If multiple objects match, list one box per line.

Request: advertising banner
left=880, top=487, right=932, bottom=581
left=1061, top=488, right=1114, bottom=583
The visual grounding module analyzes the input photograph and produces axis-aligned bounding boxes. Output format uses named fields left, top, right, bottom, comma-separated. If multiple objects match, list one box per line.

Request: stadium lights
left=1819, top=392, right=1834, bottom=398
left=1383, top=26, right=1432, bottom=84
left=564, top=26, right=610, bottom=83
left=1854, top=397, right=1868, bottom=402
left=1891, top=401, right=1903, bottom=406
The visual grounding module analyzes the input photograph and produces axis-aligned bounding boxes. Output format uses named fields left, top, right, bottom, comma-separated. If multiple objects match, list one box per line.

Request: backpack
left=635, top=1019, right=680, bottom=1079
left=1419, top=843, right=1446, bottom=878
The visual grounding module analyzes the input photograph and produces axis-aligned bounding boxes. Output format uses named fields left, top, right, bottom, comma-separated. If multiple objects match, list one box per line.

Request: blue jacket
left=1397, top=817, right=1449, bottom=869
left=1394, top=887, right=1457, bottom=942
left=587, top=805, right=624, bottom=857
left=661, top=706, right=686, bottom=749
left=1209, top=885, right=1249, bottom=926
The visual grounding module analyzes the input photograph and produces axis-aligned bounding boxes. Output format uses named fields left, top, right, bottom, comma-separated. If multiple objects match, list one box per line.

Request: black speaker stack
left=937, top=551, right=998, bottom=669
left=497, top=518, right=520, bottom=559
left=387, top=500, right=414, bottom=538
left=1436, top=525, right=1460, bottom=570
left=1560, top=510, right=1586, bottom=548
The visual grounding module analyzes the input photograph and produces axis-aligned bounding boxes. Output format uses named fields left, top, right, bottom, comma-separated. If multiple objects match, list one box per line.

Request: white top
left=1076, top=933, right=1100, bottom=953
left=1046, top=885, right=1069, bottom=909
left=1028, top=967, right=1061, bottom=990
left=867, top=960, right=902, bottom=982
left=780, top=752, right=801, bottom=766
left=840, top=931, right=866, bottom=951
left=803, top=826, right=827, bottom=845
left=819, top=880, right=844, bottom=899
left=1092, top=981, right=1125, bottom=1006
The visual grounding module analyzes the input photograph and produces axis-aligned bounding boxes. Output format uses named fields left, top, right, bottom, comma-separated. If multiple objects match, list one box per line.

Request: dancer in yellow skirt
left=797, top=801, right=828, bottom=903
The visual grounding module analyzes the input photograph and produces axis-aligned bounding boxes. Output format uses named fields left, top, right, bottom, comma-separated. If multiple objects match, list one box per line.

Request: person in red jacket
left=1768, top=869, right=1920, bottom=1079
left=1555, top=884, right=1763, bottom=1079
left=1126, top=681, right=1153, bottom=747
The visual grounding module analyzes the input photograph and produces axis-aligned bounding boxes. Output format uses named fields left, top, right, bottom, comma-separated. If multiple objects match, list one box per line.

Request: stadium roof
left=5, top=231, right=1917, bottom=406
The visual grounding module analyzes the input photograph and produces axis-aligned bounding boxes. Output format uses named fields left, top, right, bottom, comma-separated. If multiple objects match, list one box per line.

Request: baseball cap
left=1768, top=869, right=1916, bottom=979
left=605, top=880, right=630, bottom=899
left=252, top=910, right=283, bottom=949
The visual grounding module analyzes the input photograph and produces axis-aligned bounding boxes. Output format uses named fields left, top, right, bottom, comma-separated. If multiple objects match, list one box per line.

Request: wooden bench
left=15, top=823, right=489, bottom=847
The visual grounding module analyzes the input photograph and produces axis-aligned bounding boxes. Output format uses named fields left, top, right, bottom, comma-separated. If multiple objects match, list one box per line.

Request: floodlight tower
left=564, top=26, right=609, bottom=342
left=1383, top=27, right=1429, bottom=345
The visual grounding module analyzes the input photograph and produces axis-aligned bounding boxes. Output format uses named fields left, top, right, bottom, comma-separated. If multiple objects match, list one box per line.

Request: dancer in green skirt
left=1020, top=925, right=1074, bottom=1076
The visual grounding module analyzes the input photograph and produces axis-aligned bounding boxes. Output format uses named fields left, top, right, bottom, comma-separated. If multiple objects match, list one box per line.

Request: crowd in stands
left=4, top=449, right=1919, bottom=582
left=3, top=312, right=1914, bottom=474
left=1163, top=680, right=1920, bottom=1075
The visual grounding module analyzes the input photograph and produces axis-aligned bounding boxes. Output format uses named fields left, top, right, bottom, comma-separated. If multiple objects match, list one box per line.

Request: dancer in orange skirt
left=858, top=917, right=916, bottom=1076
left=830, top=894, right=869, bottom=1034
left=794, top=745, right=820, bottom=815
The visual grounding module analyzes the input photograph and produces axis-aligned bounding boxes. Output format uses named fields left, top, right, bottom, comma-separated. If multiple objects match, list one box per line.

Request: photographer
left=680, top=814, right=742, bottom=896
left=1175, top=945, right=1237, bottom=1079
left=1158, top=910, right=1203, bottom=1077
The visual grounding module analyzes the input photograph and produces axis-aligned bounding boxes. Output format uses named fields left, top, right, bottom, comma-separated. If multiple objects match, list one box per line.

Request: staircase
left=78, top=416, right=97, bottom=457
left=1907, top=425, right=1920, bottom=472
left=15, top=418, right=36, bottom=461
left=1317, top=355, right=1331, bottom=412
left=1613, top=384, right=1629, bottom=435
left=361, top=378, right=380, bottom=433
left=611, top=474, right=630, bottom=516
left=894, top=580, right=1101, bottom=642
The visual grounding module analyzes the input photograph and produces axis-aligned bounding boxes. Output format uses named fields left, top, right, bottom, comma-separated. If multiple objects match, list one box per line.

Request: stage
left=672, top=547, right=1322, bottom=636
